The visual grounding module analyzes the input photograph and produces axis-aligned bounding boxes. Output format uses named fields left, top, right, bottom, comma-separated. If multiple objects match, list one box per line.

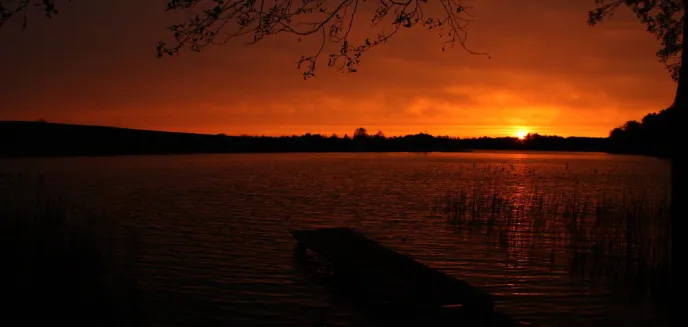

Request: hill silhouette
left=0, top=120, right=633, bottom=158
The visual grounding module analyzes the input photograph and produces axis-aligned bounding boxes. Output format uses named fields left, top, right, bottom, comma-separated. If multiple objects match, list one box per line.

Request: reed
left=434, top=165, right=671, bottom=304
left=0, top=173, right=141, bottom=327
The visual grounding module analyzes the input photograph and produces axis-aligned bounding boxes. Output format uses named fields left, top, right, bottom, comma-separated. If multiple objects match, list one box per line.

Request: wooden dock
left=291, top=227, right=496, bottom=315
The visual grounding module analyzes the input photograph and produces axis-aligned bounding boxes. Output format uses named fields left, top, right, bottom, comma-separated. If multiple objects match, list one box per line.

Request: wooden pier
left=291, top=227, right=498, bottom=320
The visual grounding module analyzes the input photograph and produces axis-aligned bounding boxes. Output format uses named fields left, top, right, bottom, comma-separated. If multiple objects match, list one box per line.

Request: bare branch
left=0, top=0, right=64, bottom=29
left=1, top=0, right=485, bottom=79
left=158, top=0, right=486, bottom=79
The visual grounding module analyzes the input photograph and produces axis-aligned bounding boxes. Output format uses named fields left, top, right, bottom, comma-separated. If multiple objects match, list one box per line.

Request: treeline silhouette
left=0, top=122, right=614, bottom=158
left=607, top=106, right=674, bottom=158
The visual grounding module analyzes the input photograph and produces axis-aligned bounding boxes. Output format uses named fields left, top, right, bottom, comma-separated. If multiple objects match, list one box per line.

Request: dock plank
left=291, top=227, right=495, bottom=312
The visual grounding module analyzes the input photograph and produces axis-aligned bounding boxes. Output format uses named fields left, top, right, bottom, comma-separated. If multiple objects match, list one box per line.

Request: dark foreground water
left=0, top=152, right=671, bottom=326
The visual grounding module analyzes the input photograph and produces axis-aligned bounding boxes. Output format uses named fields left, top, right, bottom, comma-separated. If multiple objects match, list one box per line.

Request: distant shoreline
left=3, top=150, right=661, bottom=161
left=0, top=151, right=477, bottom=159
left=0, top=120, right=661, bottom=159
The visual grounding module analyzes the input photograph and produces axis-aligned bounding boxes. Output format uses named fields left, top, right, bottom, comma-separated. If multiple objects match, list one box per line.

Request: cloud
left=0, top=0, right=677, bottom=137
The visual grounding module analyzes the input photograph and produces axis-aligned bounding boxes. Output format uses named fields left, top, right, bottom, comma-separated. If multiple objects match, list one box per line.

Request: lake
left=0, top=151, right=671, bottom=326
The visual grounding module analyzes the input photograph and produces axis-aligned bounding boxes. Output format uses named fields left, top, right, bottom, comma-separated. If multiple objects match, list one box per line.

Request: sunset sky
left=0, top=0, right=678, bottom=138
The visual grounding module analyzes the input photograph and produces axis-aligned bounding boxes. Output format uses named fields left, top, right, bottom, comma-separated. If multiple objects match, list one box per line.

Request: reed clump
left=434, top=164, right=670, bottom=302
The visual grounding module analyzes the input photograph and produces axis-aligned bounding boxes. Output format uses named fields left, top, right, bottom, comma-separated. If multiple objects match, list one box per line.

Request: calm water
left=0, top=151, right=671, bottom=326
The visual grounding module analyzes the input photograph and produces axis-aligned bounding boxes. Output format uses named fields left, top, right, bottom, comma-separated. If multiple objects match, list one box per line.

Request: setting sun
left=515, top=130, right=528, bottom=140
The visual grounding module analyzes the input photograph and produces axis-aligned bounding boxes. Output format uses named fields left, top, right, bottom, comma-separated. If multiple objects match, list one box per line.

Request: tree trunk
left=669, top=3, right=688, bottom=326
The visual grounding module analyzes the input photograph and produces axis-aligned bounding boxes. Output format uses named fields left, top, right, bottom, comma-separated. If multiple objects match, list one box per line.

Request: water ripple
left=0, top=152, right=669, bottom=326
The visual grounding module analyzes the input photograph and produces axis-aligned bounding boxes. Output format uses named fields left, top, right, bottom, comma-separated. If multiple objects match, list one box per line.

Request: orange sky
left=0, top=0, right=678, bottom=138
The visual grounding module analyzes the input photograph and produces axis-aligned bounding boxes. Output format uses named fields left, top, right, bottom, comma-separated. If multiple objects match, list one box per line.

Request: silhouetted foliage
left=162, top=0, right=491, bottom=78
left=0, top=0, right=58, bottom=28
left=590, top=5, right=681, bottom=293
left=4, top=1, right=686, bottom=81
left=353, top=127, right=369, bottom=139
left=589, top=0, right=684, bottom=81
left=607, top=106, right=675, bottom=158
left=0, top=121, right=612, bottom=158
left=1, top=0, right=486, bottom=78
left=11, top=1, right=683, bottom=80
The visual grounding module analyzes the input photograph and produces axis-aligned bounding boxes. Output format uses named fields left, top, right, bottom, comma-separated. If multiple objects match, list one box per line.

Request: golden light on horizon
left=0, top=0, right=674, bottom=139
left=515, top=129, right=528, bottom=140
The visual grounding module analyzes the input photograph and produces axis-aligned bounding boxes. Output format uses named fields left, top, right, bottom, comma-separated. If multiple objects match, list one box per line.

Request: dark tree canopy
left=607, top=106, right=674, bottom=157
left=353, top=127, right=368, bottom=139
left=589, top=0, right=684, bottom=82
left=1, top=0, right=484, bottom=79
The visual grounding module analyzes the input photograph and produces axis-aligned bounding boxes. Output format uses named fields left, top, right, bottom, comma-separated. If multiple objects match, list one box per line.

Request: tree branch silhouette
left=0, top=0, right=486, bottom=79
left=590, top=4, right=682, bottom=318
left=157, top=0, right=486, bottom=79
left=589, top=0, right=684, bottom=82
left=0, top=0, right=61, bottom=29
